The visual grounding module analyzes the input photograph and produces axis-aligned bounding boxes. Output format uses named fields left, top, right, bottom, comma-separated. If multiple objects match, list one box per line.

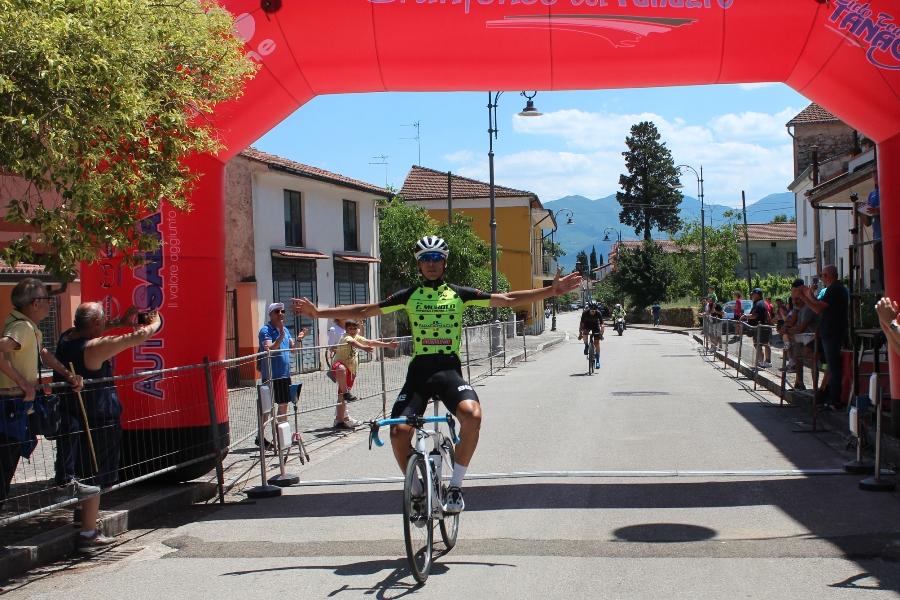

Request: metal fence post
left=464, top=325, right=472, bottom=383
left=736, top=325, right=743, bottom=378
left=203, top=358, right=225, bottom=505
left=488, top=324, right=494, bottom=376
left=245, top=383, right=281, bottom=498
left=522, top=320, right=527, bottom=362
left=379, top=345, right=388, bottom=417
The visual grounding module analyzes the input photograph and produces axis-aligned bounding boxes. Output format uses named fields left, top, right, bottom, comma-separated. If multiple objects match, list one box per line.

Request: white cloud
left=478, top=106, right=802, bottom=206
left=737, top=82, right=779, bottom=91
left=708, top=108, right=799, bottom=142
left=443, top=149, right=475, bottom=163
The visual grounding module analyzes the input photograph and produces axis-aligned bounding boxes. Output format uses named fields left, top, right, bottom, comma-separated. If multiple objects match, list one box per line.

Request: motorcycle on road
left=614, top=317, right=625, bottom=336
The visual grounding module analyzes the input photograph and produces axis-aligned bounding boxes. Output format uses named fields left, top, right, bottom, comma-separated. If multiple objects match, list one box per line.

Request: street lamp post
left=677, top=164, right=706, bottom=297
left=548, top=208, right=574, bottom=332
left=487, top=91, right=541, bottom=348
left=603, top=227, right=623, bottom=270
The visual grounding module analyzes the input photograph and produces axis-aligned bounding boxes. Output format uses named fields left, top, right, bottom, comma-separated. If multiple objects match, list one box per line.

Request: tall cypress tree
left=616, top=121, right=683, bottom=241
left=590, top=246, right=598, bottom=273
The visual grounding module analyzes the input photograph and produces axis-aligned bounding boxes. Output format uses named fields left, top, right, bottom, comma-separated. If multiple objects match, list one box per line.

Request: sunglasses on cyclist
left=418, top=252, right=446, bottom=263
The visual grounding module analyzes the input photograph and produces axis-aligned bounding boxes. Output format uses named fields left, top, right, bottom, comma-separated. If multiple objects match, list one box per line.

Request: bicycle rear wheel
left=588, top=342, right=595, bottom=375
left=438, top=443, right=459, bottom=550
left=403, top=454, right=433, bottom=583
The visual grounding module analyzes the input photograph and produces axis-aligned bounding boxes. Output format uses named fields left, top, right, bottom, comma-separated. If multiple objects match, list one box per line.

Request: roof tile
left=240, top=148, right=391, bottom=197
left=400, top=165, right=536, bottom=201
left=786, top=103, right=839, bottom=127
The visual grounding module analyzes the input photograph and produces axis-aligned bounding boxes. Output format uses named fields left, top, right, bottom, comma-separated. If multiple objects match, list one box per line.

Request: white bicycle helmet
left=414, top=235, right=450, bottom=260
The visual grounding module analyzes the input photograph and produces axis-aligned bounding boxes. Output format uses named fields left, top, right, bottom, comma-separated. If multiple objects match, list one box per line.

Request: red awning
left=335, top=254, right=380, bottom=264
left=273, top=249, right=329, bottom=260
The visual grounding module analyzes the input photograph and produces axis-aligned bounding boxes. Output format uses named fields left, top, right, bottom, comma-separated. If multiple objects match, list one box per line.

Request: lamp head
left=518, top=91, right=542, bottom=117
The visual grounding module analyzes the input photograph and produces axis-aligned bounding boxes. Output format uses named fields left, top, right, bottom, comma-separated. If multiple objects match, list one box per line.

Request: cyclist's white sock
left=449, top=463, right=467, bottom=488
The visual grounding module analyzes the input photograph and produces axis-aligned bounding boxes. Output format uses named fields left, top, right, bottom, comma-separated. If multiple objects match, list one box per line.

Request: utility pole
left=447, top=171, right=453, bottom=223
left=742, top=190, right=752, bottom=289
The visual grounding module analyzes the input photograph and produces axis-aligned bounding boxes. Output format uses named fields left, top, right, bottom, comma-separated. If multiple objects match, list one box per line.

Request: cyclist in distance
left=293, top=235, right=581, bottom=513
left=578, top=301, right=605, bottom=370
left=612, top=303, right=627, bottom=327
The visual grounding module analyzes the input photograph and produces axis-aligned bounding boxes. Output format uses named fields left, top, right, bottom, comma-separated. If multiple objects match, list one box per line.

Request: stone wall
left=793, top=122, right=857, bottom=178
left=643, top=307, right=698, bottom=327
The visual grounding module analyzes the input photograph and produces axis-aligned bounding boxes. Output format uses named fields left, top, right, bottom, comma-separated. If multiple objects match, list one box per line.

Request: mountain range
left=544, top=192, right=795, bottom=271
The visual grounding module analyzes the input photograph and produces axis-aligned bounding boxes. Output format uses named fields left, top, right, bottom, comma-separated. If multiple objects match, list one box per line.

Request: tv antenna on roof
left=401, top=121, right=421, bottom=166
left=369, top=155, right=389, bottom=188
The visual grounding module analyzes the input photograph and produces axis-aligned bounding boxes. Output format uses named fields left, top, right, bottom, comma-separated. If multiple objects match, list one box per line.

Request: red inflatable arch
left=81, top=0, right=900, bottom=467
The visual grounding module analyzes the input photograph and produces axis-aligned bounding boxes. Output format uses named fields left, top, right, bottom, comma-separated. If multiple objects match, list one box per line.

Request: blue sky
left=253, top=83, right=810, bottom=208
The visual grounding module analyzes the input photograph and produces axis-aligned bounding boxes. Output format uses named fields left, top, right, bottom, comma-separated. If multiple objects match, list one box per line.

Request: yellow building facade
left=401, top=166, right=554, bottom=331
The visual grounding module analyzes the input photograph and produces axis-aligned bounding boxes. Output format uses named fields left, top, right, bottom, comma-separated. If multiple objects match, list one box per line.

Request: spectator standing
left=330, top=320, right=399, bottom=429
left=258, top=303, right=306, bottom=429
left=785, top=291, right=819, bottom=390
left=745, top=288, right=772, bottom=368
left=327, top=318, right=357, bottom=404
left=0, top=278, right=83, bottom=509
left=802, top=265, right=849, bottom=408
left=651, top=301, right=661, bottom=327
left=858, top=172, right=882, bottom=291
left=731, top=292, right=745, bottom=340
left=53, top=302, right=161, bottom=552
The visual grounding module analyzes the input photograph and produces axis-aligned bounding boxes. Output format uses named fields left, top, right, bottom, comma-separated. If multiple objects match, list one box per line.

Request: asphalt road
left=8, top=312, right=900, bottom=599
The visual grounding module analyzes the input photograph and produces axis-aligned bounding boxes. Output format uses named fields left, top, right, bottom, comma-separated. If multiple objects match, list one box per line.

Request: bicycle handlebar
left=368, top=414, right=460, bottom=449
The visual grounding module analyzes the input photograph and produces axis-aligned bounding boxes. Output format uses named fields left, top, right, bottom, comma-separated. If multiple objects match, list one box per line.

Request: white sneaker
left=333, top=416, right=361, bottom=430
left=443, top=486, right=465, bottom=514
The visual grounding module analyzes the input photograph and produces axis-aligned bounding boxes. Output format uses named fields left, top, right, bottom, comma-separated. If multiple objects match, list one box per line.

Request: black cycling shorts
left=390, top=355, right=479, bottom=418
left=581, top=323, right=602, bottom=335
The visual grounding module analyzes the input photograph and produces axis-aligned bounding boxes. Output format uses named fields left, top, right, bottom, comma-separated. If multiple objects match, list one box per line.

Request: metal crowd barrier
left=0, top=320, right=526, bottom=526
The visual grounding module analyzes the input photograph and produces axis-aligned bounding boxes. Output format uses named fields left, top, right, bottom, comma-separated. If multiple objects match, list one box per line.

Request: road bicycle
left=583, top=330, right=601, bottom=375
left=369, top=403, right=461, bottom=584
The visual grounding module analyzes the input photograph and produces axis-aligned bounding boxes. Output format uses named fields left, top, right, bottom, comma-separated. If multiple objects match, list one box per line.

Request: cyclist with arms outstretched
left=578, top=301, right=605, bottom=370
left=293, top=236, right=581, bottom=513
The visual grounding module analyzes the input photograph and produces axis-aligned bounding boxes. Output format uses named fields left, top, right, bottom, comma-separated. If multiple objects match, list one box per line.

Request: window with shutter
left=272, top=258, right=318, bottom=372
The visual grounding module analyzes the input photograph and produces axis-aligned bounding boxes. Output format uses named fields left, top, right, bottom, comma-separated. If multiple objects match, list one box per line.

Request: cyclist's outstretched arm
left=292, top=297, right=383, bottom=321
left=490, top=270, right=581, bottom=308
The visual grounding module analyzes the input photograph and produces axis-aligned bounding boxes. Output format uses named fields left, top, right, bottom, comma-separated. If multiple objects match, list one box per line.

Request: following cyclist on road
left=292, top=235, right=581, bottom=514
left=578, top=302, right=605, bottom=370
left=612, top=303, right=627, bottom=329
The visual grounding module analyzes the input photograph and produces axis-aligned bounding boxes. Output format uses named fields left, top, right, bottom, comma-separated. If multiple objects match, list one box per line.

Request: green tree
left=378, top=198, right=510, bottom=325
left=772, top=214, right=788, bottom=223
left=0, top=0, right=256, bottom=280
left=590, top=246, right=598, bottom=273
left=616, top=121, right=683, bottom=241
left=675, top=219, right=741, bottom=298
left=575, top=250, right=589, bottom=275
left=611, top=240, right=675, bottom=311
left=542, top=238, right=565, bottom=261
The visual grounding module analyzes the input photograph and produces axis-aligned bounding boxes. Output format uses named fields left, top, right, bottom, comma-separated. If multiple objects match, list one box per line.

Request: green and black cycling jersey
left=378, top=280, right=491, bottom=358
left=379, top=279, right=492, bottom=418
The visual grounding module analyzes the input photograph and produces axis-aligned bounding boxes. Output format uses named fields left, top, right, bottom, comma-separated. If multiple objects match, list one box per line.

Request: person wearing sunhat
left=258, top=302, right=306, bottom=438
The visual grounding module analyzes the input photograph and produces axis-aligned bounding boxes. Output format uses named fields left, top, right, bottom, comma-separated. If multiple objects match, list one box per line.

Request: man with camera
left=53, top=302, right=162, bottom=552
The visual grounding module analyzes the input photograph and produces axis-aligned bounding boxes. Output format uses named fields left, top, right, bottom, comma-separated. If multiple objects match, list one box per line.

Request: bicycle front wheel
left=588, top=343, right=595, bottom=375
left=403, top=453, right=433, bottom=584
left=439, top=444, right=459, bottom=551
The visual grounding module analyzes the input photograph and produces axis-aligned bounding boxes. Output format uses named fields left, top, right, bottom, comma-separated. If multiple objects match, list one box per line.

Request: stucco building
left=224, top=148, right=391, bottom=369
left=400, top=166, right=554, bottom=332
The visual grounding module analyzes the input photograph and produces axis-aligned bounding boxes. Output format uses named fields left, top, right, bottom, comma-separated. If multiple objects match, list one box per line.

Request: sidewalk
left=0, top=326, right=567, bottom=582
left=690, top=331, right=900, bottom=477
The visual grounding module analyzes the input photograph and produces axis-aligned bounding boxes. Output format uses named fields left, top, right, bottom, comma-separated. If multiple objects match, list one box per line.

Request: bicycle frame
left=370, top=404, right=461, bottom=516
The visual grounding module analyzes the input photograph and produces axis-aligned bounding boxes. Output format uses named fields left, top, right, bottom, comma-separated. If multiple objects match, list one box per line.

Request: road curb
left=0, top=482, right=217, bottom=581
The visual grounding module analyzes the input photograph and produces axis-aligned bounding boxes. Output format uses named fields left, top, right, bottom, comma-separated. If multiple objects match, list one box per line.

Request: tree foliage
left=610, top=240, right=675, bottom=311
left=575, top=250, right=589, bottom=275
left=378, top=198, right=510, bottom=324
left=674, top=218, right=741, bottom=298
left=616, top=121, right=682, bottom=241
left=589, top=246, right=598, bottom=272
left=0, top=0, right=256, bottom=279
